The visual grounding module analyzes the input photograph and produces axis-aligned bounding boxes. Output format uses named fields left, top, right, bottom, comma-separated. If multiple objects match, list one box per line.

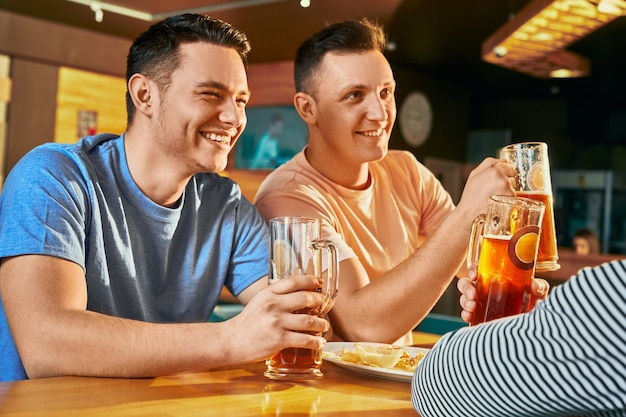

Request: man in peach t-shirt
left=255, top=19, right=546, bottom=345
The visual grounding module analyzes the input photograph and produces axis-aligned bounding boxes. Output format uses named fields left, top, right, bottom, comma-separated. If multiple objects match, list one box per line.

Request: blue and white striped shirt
left=412, top=260, right=626, bottom=417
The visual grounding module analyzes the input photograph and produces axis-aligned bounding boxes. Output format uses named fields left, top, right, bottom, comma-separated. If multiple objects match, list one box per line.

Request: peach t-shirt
left=254, top=149, right=455, bottom=344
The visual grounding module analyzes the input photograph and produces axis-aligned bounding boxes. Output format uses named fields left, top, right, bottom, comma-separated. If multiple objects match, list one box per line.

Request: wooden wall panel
left=0, top=10, right=129, bottom=77
left=54, top=67, right=127, bottom=144
left=247, top=61, right=295, bottom=107
left=5, top=58, right=58, bottom=174
left=0, top=54, right=9, bottom=189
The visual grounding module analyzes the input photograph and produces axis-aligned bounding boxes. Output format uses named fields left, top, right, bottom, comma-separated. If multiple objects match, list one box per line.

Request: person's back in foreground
left=254, top=18, right=549, bottom=345
left=0, top=13, right=328, bottom=381
left=413, top=260, right=626, bottom=417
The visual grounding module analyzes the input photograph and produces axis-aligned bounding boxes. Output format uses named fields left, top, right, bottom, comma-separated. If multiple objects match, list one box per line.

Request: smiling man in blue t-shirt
left=0, top=14, right=329, bottom=381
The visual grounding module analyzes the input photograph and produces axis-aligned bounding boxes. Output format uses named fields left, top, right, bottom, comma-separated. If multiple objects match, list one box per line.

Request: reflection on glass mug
left=265, top=216, right=339, bottom=380
left=468, top=195, right=545, bottom=326
left=500, top=141, right=560, bottom=272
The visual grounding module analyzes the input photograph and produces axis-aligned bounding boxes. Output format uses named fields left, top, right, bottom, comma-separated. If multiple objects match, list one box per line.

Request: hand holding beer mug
left=468, top=195, right=545, bottom=325
left=265, top=216, right=339, bottom=380
left=500, top=142, right=560, bottom=272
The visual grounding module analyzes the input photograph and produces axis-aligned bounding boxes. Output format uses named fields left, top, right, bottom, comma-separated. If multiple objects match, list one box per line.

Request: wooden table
left=0, top=333, right=440, bottom=417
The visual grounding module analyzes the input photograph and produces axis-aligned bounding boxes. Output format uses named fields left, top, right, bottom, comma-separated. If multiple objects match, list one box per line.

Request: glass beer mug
left=265, top=216, right=339, bottom=380
left=467, top=195, right=545, bottom=326
left=500, top=142, right=560, bottom=272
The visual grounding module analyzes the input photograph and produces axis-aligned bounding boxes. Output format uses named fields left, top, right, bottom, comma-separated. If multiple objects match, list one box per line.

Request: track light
left=482, top=0, right=626, bottom=78
left=90, top=2, right=103, bottom=23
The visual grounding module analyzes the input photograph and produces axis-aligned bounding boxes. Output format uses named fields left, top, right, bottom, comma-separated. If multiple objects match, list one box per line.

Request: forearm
left=331, top=206, right=473, bottom=343
left=19, top=310, right=241, bottom=379
left=0, top=256, right=241, bottom=379
left=8, top=272, right=329, bottom=380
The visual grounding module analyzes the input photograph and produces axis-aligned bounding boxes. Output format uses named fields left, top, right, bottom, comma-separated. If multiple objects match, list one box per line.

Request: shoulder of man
left=254, top=151, right=308, bottom=201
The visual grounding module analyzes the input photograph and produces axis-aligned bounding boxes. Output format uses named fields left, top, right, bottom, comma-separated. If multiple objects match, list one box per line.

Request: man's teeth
left=362, top=129, right=384, bottom=137
left=203, top=132, right=230, bottom=144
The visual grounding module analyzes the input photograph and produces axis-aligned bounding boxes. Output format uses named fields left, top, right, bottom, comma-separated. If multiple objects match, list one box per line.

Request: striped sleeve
left=412, top=260, right=626, bottom=417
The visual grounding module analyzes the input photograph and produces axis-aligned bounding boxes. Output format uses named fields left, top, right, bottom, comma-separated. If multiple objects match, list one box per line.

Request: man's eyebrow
left=341, top=83, right=367, bottom=90
left=195, top=81, right=250, bottom=96
left=339, top=80, right=396, bottom=92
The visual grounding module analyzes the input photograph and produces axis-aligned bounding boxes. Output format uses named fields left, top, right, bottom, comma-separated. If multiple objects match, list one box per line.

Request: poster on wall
left=77, top=109, right=98, bottom=138
left=234, top=106, right=308, bottom=170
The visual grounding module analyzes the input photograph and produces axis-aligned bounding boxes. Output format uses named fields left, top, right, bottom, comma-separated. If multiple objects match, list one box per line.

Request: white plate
left=322, top=342, right=430, bottom=383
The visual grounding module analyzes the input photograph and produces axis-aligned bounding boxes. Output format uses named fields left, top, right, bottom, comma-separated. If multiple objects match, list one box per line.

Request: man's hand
left=526, top=278, right=550, bottom=311
left=457, top=265, right=550, bottom=323
left=233, top=275, right=330, bottom=363
left=456, top=158, right=516, bottom=221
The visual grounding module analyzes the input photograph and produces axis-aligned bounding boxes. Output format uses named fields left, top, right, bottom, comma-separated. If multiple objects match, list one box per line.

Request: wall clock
left=399, top=91, right=432, bottom=147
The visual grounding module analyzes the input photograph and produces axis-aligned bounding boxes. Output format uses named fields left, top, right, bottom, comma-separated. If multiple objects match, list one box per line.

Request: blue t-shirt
left=0, top=134, right=269, bottom=381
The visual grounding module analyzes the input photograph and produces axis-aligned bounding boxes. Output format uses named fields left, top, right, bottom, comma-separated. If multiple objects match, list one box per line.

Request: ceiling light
left=300, top=0, right=311, bottom=7
left=90, top=3, right=103, bottom=23
left=482, top=0, right=626, bottom=79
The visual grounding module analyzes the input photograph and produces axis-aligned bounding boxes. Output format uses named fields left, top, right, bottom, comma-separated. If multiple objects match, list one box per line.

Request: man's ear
left=294, top=92, right=317, bottom=125
left=128, top=73, right=155, bottom=117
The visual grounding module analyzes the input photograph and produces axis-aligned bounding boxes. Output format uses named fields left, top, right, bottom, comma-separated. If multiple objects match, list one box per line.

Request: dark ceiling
left=386, top=0, right=626, bottom=103
left=0, top=0, right=403, bottom=64
left=0, top=0, right=625, bottom=101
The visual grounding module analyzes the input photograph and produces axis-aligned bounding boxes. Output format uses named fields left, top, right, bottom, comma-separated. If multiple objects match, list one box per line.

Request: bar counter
left=0, top=332, right=440, bottom=417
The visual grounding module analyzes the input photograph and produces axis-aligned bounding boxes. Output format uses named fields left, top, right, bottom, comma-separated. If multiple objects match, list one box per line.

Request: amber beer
left=500, top=141, right=560, bottom=272
left=267, top=348, right=320, bottom=370
left=471, top=235, right=536, bottom=326
left=266, top=305, right=322, bottom=377
left=467, top=195, right=544, bottom=326
left=266, top=327, right=322, bottom=375
left=517, top=191, right=558, bottom=269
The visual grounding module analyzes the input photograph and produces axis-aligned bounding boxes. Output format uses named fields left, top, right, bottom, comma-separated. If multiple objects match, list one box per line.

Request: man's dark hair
left=294, top=18, right=387, bottom=96
left=125, top=14, right=251, bottom=125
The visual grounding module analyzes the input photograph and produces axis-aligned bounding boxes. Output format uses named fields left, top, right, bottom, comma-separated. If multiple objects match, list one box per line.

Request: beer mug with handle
left=467, top=195, right=545, bottom=326
left=265, top=216, right=339, bottom=380
left=500, top=141, right=560, bottom=272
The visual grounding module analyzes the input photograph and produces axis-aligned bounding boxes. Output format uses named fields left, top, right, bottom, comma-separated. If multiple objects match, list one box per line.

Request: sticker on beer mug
left=508, top=225, right=541, bottom=270
left=271, top=239, right=296, bottom=281
left=527, top=162, right=544, bottom=191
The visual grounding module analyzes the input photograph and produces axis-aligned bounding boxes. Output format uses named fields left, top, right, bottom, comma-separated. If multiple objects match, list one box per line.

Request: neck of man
left=124, top=130, right=191, bottom=208
left=304, top=145, right=371, bottom=191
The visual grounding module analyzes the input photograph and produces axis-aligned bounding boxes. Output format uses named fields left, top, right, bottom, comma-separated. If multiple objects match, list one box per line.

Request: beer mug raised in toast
left=500, top=142, right=560, bottom=272
left=468, top=195, right=545, bottom=325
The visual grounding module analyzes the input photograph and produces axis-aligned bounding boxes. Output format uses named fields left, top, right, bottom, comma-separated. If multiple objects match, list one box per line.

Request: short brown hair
left=294, top=18, right=387, bottom=96
left=125, top=14, right=250, bottom=125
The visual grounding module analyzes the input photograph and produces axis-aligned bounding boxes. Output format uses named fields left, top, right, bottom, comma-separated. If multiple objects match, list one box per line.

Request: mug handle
left=467, top=214, right=486, bottom=270
left=311, top=239, right=339, bottom=316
